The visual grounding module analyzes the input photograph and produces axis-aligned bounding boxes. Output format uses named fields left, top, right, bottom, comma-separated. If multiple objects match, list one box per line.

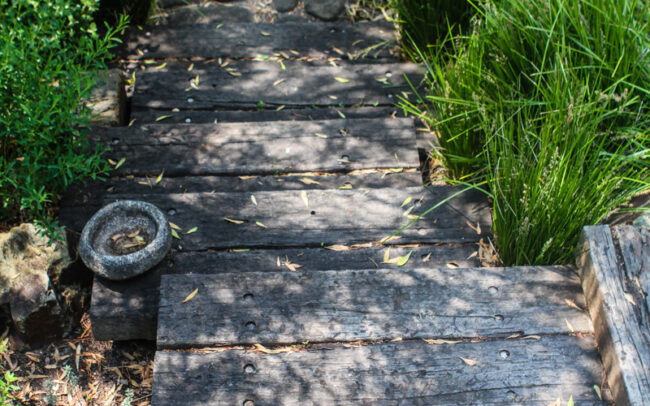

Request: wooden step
left=123, top=22, right=397, bottom=60
left=130, top=106, right=399, bottom=124
left=63, top=171, right=423, bottom=207
left=578, top=225, right=650, bottom=405
left=153, top=4, right=254, bottom=25
left=132, top=61, right=422, bottom=111
left=89, top=244, right=481, bottom=341
left=89, top=118, right=420, bottom=177
left=157, top=265, right=592, bottom=348
left=151, top=336, right=604, bottom=405
left=61, top=186, right=490, bottom=247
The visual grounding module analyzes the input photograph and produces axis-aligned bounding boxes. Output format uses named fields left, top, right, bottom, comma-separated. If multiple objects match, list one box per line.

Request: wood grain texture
left=577, top=225, right=650, bottom=406
left=152, top=336, right=604, bottom=405
left=62, top=171, right=423, bottom=207
left=132, top=61, right=422, bottom=110
left=130, top=106, right=399, bottom=124
left=123, top=22, right=396, bottom=59
left=88, top=186, right=488, bottom=250
left=613, top=226, right=650, bottom=317
left=157, top=265, right=592, bottom=348
left=90, top=244, right=481, bottom=341
left=89, top=118, right=420, bottom=177
left=154, top=4, right=254, bottom=25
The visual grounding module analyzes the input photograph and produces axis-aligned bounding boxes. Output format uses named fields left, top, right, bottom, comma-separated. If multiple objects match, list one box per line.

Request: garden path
left=60, top=2, right=606, bottom=404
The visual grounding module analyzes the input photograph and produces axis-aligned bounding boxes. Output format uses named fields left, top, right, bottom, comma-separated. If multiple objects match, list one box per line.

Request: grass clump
left=0, top=0, right=128, bottom=235
left=396, top=0, right=650, bottom=265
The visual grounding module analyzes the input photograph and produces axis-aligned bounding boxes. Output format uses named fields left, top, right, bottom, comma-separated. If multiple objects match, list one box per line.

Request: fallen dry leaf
left=460, top=357, right=477, bottom=366
left=299, top=177, right=320, bottom=185
left=301, top=191, right=309, bottom=208
left=224, top=217, right=245, bottom=224
left=182, top=288, right=199, bottom=304
left=424, top=338, right=460, bottom=345
left=564, top=298, right=583, bottom=311
left=565, top=319, right=575, bottom=333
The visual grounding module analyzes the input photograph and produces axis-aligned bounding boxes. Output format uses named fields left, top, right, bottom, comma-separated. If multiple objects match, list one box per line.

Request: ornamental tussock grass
left=396, top=0, right=650, bottom=265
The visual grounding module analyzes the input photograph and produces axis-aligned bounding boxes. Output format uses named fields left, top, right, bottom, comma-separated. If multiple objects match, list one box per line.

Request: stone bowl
left=79, top=200, right=172, bottom=280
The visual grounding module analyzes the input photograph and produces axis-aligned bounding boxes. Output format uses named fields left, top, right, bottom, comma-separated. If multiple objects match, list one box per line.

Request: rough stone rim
left=79, top=200, right=171, bottom=280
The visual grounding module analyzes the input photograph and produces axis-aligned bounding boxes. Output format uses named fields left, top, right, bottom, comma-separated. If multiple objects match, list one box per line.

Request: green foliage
left=0, top=340, right=19, bottom=405
left=397, top=0, right=650, bottom=265
left=120, top=388, right=134, bottom=406
left=0, top=0, right=128, bottom=235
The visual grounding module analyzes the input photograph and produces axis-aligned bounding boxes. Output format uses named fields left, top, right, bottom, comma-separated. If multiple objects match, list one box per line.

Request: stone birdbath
left=79, top=200, right=172, bottom=280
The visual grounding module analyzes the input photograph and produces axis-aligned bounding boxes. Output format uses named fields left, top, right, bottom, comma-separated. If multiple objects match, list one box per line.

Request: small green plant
left=45, top=380, right=57, bottom=405
left=120, top=388, right=134, bottom=406
left=0, top=0, right=128, bottom=236
left=0, top=340, right=18, bottom=406
left=63, top=364, right=79, bottom=389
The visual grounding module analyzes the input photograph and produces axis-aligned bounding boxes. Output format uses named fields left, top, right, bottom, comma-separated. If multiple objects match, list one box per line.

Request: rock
left=0, top=224, right=71, bottom=344
left=86, top=69, right=126, bottom=127
left=79, top=200, right=172, bottom=281
left=304, top=0, right=345, bottom=21
left=273, top=0, right=298, bottom=12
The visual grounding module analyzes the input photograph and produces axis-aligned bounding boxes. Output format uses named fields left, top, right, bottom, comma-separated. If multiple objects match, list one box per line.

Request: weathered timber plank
left=152, top=336, right=605, bottom=405
left=123, top=22, right=396, bottom=59
left=577, top=225, right=650, bottom=406
left=132, top=62, right=422, bottom=110
left=90, top=244, right=480, bottom=341
left=130, top=106, right=399, bottom=124
left=62, top=171, right=423, bottom=209
left=157, top=265, right=591, bottom=347
left=88, top=118, right=420, bottom=177
left=63, top=187, right=490, bottom=248
left=153, top=4, right=253, bottom=25
left=613, top=226, right=650, bottom=316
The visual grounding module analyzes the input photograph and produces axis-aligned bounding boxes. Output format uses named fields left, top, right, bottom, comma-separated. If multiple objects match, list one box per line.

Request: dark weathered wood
left=130, top=106, right=399, bottom=124
left=577, top=225, right=650, bottom=406
left=152, top=336, right=605, bottom=405
left=88, top=118, right=420, bottom=177
left=90, top=244, right=481, bottom=341
left=123, top=22, right=397, bottom=59
left=613, top=226, right=650, bottom=317
left=154, top=4, right=253, bottom=25
left=61, top=186, right=490, bottom=246
left=62, top=171, right=423, bottom=208
left=157, top=265, right=591, bottom=347
left=132, top=61, right=422, bottom=110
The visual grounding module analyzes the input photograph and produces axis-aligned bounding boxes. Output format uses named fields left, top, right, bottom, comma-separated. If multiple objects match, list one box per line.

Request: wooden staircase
left=60, top=3, right=606, bottom=404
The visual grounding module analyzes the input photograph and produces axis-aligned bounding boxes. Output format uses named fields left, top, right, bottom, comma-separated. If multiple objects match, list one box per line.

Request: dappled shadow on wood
left=152, top=336, right=605, bottom=405
left=151, top=263, right=605, bottom=404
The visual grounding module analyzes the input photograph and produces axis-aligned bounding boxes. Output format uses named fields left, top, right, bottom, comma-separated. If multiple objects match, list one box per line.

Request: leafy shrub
left=0, top=0, right=128, bottom=234
left=397, top=0, right=650, bottom=264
